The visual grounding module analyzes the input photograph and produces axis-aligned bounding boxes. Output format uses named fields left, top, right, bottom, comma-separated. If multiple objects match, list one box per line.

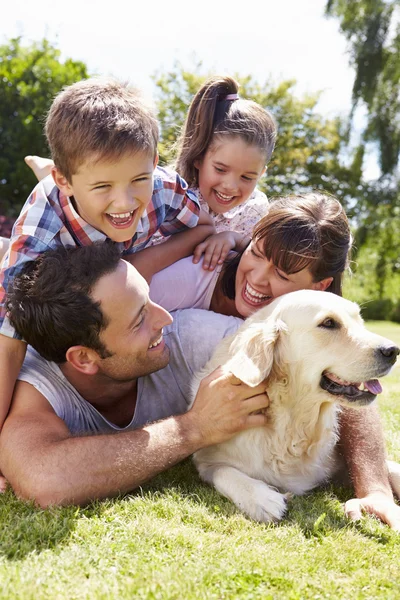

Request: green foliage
left=153, top=63, right=364, bottom=215
left=0, top=37, right=88, bottom=216
left=360, top=298, right=394, bottom=321
left=326, top=1, right=400, bottom=303
left=326, top=0, right=400, bottom=175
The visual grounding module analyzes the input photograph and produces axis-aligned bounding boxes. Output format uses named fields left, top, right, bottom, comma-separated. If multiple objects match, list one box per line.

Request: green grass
left=1, top=322, right=400, bottom=599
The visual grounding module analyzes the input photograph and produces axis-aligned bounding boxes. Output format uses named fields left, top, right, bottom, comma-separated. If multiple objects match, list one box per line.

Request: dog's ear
left=226, top=318, right=284, bottom=386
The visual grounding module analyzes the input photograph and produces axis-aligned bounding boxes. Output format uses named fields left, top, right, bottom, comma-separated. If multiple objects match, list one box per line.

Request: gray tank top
left=18, top=309, right=242, bottom=435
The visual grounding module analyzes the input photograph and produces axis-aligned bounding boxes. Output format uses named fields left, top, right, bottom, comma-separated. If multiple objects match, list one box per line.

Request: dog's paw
left=236, top=481, right=288, bottom=523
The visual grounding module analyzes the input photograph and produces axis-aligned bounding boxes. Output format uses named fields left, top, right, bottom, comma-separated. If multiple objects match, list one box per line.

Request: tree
left=326, top=0, right=400, bottom=300
left=0, top=37, right=89, bottom=216
left=153, top=63, right=364, bottom=217
left=326, top=0, right=400, bottom=175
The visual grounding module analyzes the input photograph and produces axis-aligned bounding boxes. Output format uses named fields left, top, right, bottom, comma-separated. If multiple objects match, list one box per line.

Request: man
left=0, top=243, right=268, bottom=506
left=1, top=243, right=399, bottom=529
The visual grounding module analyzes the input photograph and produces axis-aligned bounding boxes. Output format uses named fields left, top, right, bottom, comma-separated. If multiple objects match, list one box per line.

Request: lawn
left=1, top=322, right=400, bottom=599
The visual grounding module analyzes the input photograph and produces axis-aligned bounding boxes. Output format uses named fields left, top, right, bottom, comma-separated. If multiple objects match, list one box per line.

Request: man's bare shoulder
left=3, top=380, right=69, bottom=434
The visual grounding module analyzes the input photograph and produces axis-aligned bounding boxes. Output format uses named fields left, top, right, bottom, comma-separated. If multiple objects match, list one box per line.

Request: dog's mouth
left=320, top=371, right=382, bottom=405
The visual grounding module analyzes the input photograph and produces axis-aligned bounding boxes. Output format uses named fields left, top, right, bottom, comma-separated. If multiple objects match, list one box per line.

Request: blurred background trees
left=0, top=11, right=399, bottom=315
left=0, top=37, right=88, bottom=219
left=326, top=0, right=400, bottom=317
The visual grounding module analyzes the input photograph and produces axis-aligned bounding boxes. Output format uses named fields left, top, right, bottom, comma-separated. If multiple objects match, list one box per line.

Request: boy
left=0, top=77, right=215, bottom=453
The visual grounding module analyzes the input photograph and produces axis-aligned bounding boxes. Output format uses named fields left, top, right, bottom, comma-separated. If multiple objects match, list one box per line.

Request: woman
left=149, top=192, right=351, bottom=318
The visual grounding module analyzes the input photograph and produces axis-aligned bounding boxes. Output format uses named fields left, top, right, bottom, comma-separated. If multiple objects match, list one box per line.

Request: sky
left=1, top=0, right=379, bottom=178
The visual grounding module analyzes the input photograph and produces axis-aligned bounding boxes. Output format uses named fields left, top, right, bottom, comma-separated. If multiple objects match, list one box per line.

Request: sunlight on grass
left=1, top=322, right=399, bottom=599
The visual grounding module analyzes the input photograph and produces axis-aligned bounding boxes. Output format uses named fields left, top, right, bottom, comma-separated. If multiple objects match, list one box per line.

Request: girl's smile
left=196, top=137, right=266, bottom=215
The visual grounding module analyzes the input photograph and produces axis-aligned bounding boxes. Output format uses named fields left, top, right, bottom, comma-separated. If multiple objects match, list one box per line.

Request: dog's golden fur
left=191, top=290, right=400, bottom=522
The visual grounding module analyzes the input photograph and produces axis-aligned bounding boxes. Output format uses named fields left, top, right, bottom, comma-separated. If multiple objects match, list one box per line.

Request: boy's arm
left=0, top=370, right=268, bottom=507
left=339, top=405, right=400, bottom=530
left=126, top=210, right=215, bottom=283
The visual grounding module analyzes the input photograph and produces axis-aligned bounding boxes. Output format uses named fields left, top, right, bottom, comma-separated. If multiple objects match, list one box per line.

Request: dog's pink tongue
left=365, top=379, right=382, bottom=394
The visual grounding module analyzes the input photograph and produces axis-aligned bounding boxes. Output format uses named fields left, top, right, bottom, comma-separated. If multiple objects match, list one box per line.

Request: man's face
left=91, top=260, right=173, bottom=380
left=55, top=150, right=157, bottom=243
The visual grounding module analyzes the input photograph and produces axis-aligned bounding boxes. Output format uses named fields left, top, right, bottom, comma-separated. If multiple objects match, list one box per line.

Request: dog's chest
left=198, top=406, right=339, bottom=495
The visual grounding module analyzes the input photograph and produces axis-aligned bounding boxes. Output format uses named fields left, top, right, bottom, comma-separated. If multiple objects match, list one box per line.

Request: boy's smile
left=53, top=151, right=158, bottom=243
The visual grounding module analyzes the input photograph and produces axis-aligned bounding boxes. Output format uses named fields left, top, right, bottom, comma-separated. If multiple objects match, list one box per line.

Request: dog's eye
left=318, top=318, right=339, bottom=329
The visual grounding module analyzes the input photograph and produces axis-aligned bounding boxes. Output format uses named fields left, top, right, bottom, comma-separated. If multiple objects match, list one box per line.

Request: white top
left=148, top=186, right=269, bottom=246
left=195, top=187, right=269, bottom=235
left=149, top=256, right=220, bottom=312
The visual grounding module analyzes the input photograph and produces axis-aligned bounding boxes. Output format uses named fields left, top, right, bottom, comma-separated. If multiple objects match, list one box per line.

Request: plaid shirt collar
left=58, top=190, right=144, bottom=249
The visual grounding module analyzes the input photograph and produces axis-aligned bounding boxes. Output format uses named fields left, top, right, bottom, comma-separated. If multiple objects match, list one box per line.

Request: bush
left=390, top=300, right=400, bottom=323
left=0, top=37, right=88, bottom=217
left=360, top=298, right=393, bottom=321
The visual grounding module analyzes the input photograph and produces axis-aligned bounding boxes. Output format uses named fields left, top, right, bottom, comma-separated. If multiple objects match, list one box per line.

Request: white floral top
left=147, top=187, right=269, bottom=246
left=194, top=187, right=269, bottom=236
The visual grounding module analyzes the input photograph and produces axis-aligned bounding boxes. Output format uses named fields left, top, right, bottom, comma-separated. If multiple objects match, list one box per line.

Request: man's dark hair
left=6, top=243, right=122, bottom=363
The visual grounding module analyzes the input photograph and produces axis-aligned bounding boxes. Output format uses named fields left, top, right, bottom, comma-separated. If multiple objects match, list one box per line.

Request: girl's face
left=234, top=240, right=332, bottom=318
left=195, top=137, right=266, bottom=214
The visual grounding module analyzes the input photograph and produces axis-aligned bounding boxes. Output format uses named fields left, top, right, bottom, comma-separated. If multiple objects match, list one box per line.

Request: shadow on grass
left=2, top=459, right=393, bottom=561
left=0, top=489, right=108, bottom=561
left=138, top=460, right=395, bottom=543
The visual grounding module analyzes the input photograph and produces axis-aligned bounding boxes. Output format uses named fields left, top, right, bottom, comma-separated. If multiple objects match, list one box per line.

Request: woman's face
left=234, top=240, right=332, bottom=318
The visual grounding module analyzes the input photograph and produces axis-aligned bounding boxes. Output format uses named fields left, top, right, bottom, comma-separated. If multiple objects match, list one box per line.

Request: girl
left=149, top=192, right=351, bottom=318
left=22, top=76, right=277, bottom=271
left=175, top=75, right=277, bottom=270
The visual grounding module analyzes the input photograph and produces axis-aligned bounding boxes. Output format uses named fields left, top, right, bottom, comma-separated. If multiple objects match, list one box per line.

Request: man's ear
left=65, top=346, right=100, bottom=375
left=312, top=277, right=333, bottom=292
left=51, top=166, right=74, bottom=197
left=153, top=152, right=159, bottom=169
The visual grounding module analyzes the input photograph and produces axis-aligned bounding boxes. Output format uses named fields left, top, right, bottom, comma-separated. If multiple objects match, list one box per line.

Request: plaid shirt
left=0, top=166, right=200, bottom=339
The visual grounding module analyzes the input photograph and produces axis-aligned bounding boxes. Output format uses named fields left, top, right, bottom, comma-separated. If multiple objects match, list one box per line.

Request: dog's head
left=226, top=290, right=399, bottom=407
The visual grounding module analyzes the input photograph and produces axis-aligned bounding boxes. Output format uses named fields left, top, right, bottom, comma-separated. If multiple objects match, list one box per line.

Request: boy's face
left=53, top=151, right=158, bottom=243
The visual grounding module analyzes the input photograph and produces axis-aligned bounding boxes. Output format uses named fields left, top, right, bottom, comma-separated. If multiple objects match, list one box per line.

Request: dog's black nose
left=378, top=345, right=400, bottom=365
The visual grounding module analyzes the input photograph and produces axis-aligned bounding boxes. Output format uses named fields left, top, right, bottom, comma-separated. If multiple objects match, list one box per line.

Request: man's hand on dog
left=345, top=491, right=400, bottom=532
left=188, top=367, right=269, bottom=448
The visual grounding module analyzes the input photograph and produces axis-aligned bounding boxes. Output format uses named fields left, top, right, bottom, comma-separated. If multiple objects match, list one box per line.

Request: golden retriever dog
left=192, top=290, right=400, bottom=522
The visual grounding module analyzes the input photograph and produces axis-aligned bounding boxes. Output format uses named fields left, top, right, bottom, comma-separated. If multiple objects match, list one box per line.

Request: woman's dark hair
left=6, top=242, right=122, bottom=363
left=221, top=192, right=352, bottom=298
left=175, top=75, right=277, bottom=187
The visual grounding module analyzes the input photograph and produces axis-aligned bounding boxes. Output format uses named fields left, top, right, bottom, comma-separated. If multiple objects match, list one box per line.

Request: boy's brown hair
left=45, top=78, right=159, bottom=181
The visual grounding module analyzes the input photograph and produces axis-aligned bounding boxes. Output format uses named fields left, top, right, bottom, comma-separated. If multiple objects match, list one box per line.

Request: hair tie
left=225, top=93, right=239, bottom=101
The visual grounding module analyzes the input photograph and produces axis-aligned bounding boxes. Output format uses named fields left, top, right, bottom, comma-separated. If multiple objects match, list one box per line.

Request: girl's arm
left=192, top=231, right=250, bottom=271
left=126, top=210, right=215, bottom=283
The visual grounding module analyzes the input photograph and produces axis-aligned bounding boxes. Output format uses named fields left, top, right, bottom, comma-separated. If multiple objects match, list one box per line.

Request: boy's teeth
left=245, top=282, right=270, bottom=303
left=107, top=211, right=133, bottom=219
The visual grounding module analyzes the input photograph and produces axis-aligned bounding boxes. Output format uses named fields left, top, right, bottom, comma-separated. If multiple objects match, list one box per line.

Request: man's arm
left=339, top=405, right=400, bottom=530
left=126, top=210, right=215, bottom=283
left=0, top=335, right=26, bottom=429
left=0, top=369, right=268, bottom=507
